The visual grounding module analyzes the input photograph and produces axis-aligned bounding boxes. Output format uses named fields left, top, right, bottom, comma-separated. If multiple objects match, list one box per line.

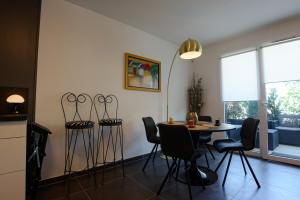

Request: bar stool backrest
left=61, top=92, right=93, bottom=123
left=94, top=94, right=119, bottom=121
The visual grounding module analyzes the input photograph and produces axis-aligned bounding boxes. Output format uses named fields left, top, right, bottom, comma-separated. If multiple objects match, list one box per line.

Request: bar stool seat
left=65, top=121, right=94, bottom=129
left=99, top=118, right=122, bottom=126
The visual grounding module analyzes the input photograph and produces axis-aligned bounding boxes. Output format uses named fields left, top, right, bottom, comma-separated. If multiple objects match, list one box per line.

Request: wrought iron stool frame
left=93, top=94, right=125, bottom=184
left=61, top=92, right=95, bottom=192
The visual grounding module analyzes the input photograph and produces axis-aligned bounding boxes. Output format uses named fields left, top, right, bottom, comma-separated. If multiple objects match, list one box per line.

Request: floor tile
left=37, top=179, right=81, bottom=200
left=53, top=192, right=90, bottom=200
left=264, top=160, right=300, bottom=177
left=233, top=182, right=300, bottom=200
left=37, top=150, right=300, bottom=200
left=130, top=162, right=173, bottom=193
left=85, top=176, right=154, bottom=200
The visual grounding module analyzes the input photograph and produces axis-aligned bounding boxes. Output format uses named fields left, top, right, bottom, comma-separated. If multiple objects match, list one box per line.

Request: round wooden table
left=161, top=121, right=237, bottom=186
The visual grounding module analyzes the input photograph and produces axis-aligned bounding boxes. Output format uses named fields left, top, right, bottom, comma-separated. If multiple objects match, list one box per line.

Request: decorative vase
left=186, top=112, right=198, bottom=125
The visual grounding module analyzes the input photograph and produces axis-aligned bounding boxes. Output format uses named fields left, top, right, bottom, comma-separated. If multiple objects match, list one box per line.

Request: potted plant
left=187, top=75, right=203, bottom=119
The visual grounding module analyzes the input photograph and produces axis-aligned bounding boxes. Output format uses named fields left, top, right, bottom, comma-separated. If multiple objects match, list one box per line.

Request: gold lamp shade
left=179, top=38, right=202, bottom=59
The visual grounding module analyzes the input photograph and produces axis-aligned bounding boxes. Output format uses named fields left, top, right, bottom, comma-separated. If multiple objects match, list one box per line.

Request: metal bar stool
left=93, top=94, right=125, bottom=184
left=61, top=92, right=95, bottom=191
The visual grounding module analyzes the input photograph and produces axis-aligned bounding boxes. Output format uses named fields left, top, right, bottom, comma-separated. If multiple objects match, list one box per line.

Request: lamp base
left=10, top=103, right=20, bottom=114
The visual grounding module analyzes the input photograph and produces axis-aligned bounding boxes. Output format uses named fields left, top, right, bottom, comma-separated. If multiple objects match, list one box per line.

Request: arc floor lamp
left=166, top=38, right=202, bottom=120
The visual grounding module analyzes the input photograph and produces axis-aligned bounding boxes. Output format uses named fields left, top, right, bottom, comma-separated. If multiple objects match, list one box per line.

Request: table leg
left=188, top=160, right=218, bottom=186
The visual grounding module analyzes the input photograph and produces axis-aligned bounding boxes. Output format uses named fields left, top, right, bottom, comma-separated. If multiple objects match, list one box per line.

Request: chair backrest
left=61, top=92, right=93, bottom=122
left=157, top=124, right=195, bottom=160
left=27, top=122, right=51, bottom=171
left=94, top=94, right=119, bottom=121
left=142, top=117, right=159, bottom=143
left=27, top=122, right=51, bottom=200
left=240, top=118, right=260, bottom=150
left=198, top=115, right=212, bottom=122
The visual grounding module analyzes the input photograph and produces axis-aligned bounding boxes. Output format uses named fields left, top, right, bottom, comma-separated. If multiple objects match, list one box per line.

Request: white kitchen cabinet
left=0, top=120, right=27, bottom=200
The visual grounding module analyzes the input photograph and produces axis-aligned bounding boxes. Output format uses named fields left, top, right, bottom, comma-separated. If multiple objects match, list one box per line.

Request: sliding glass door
left=221, top=38, right=300, bottom=165
left=260, top=39, right=300, bottom=164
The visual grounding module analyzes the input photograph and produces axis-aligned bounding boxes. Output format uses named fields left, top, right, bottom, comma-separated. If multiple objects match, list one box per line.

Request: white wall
left=36, top=0, right=193, bottom=179
left=194, top=16, right=300, bottom=123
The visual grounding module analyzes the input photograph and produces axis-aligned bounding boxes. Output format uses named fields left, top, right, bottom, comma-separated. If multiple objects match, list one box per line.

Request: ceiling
left=67, top=0, right=300, bottom=46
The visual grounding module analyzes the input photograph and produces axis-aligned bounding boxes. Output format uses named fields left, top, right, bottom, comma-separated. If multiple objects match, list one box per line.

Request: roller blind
left=262, top=39, right=300, bottom=83
left=221, top=50, right=259, bottom=101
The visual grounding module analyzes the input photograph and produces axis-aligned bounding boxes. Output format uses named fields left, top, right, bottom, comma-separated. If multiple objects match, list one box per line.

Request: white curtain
left=262, top=39, right=300, bottom=83
left=221, top=50, right=259, bottom=101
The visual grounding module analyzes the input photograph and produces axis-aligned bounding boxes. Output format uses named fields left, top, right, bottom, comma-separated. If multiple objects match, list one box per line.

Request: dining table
left=161, top=121, right=237, bottom=186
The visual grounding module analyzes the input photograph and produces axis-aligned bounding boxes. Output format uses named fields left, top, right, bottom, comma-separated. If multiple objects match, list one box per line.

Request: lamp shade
left=6, top=94, right=25, bottom=103
left=179, top=38, right=202, bottom=59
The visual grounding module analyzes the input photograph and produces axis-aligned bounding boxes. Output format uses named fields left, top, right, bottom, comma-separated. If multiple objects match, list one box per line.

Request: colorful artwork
left=125, top=53, right=161, bottom=92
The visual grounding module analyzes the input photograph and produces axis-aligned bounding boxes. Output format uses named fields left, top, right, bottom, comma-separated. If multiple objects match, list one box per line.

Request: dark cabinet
left=0, top=0, right=41, bottom=121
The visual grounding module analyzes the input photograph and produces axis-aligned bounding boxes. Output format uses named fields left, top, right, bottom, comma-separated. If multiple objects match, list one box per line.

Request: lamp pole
left=165, top=38, right=202, bottom=121
left=166, top=49, right=179, bottom=121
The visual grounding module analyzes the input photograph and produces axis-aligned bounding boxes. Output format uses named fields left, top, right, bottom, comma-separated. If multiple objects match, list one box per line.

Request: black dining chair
left=157, top=124, right=205, bottom=200
left=198, top=115, right=215, bottom=168
left=213, top=118, right=261, bottom=187
left=142, top=117, right=169, bottom=171
left=27, top=122, right=51, bottom=200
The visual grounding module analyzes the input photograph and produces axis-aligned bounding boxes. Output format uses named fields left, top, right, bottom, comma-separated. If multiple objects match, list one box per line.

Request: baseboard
left=39, top=153, right=148, bottom=187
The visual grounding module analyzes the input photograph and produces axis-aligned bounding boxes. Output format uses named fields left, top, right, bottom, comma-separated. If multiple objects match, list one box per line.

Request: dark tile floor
left=37, top=151, right=300, bottom=200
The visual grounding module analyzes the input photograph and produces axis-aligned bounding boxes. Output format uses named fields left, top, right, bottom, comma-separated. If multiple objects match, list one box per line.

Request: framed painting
left=125, top=53, right=161, bottom=92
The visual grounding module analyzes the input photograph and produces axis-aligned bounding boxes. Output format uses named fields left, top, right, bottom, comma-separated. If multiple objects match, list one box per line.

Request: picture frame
left=125, top=53, right=161, bottom=92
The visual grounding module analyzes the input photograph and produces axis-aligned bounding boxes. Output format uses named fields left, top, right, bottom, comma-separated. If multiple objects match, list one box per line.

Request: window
left=221, top=50, right=259, bottom=102
left=221, top=51, right=259, bottom=141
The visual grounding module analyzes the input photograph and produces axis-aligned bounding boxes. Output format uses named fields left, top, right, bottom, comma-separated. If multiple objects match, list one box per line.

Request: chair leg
left=241, top=151, right=261, bottom=188
left=152, top=144, right=158, bottom=163
left=222, top=151, right=233, bottom=187
left=206, top=144, right=215, bottom=160
left=204, top=152, right=210, bottom=169
left=184, top=161, right=193, bottom=200
left=165, top=154, right=170, bottom=169
left=142, top=144, right=157, bottom=172
left=171, top=158, right=177, bottom=175
left=239, top=151, right=247, bottom=175
left=200, top=173, right=205, bottom=190
left=215, top=151, right=229, bottom=172
left=157, top=160, right=176, bottom=196
left=176, top=159, right=181, bottom=181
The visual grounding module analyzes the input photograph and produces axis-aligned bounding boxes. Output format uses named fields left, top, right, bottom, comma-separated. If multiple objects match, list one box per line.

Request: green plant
left=281, top=81, right=300, bottom=114
left=188, top=75, right=203, bottom=116
left=244, top=101, right=259, bottom=118
left=267, top=88, right=281, bottom=120
left=225, top=102, right=245, bottom=119
left=225, top=101, right=259, bottom=120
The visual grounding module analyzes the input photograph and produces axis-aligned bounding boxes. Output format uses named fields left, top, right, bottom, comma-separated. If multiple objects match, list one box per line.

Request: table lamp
left=6, top=94, right=25, bottom=114
left=167, top=38, right=202, bottom=121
